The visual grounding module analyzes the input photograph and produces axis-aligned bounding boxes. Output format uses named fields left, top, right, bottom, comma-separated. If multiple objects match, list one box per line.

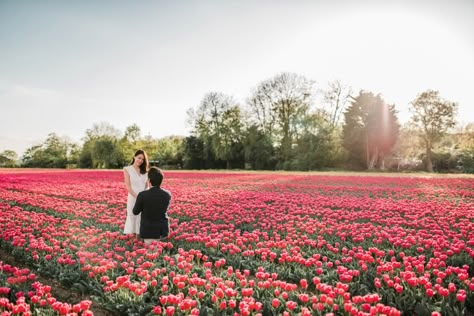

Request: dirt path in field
left=0, top=247, right=113, bottom=316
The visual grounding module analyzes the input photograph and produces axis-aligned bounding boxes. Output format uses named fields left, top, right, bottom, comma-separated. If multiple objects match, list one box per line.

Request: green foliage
left=248, top=72, right=313, bottom=165
left=92, top=137, right=124, bottom=169
left=182, top=136, right=206, bottom=169
left=76, top=123, right=185, bottom=169
left=287, top=112, right=339, bottom=170
left=392, top=126, right=424, bottom=160
left=410, top=90, right=458, bottom=172
left=414, top=123, right=474, bottom=173
left=427, top=151, right=457, bottom=172
left=78, top=141, right=94, bottom=168
left=0, top=150, right=18, bottom=167
left=152, top=136, right=185, bottom=168
left=187, top=92, right=244, bottom=169
left=21, top=133, right=74, bottom=168
left=80, top=122, right=125, bottom=169
left=342, top=91, right=400, bottom=170
left=120, top=123, right=143, bottom=161
left=243, top=125, right=276, bottom=170
left=290, top=130, right=334, bottom=171
left=456, top=150, right=474, bottom=173
left=419, top=149, right=474, bottom=174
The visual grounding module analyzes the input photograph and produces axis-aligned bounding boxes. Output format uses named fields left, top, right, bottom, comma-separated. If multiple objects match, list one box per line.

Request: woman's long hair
left=130, top=149, right=149, bottom=174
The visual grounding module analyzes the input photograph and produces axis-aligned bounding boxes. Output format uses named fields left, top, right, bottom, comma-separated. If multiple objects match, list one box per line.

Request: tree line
left=1, top=72, right=473, bottom=173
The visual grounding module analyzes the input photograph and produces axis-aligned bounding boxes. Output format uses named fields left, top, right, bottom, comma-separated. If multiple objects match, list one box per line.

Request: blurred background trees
left=342, top=92, right=400, bottom=170
left=247, top=72, right=313, bottom=168
left=409, top=90, right=458, bottom=172
left=21, top=133, right=77, bottom=168
left=79, top=122, right=123, bottom=169
left=186, top=92, right=244, bottom=169
left=0, top=150, right=18, bottom=167
left=10, top=73, right=472, bottom=173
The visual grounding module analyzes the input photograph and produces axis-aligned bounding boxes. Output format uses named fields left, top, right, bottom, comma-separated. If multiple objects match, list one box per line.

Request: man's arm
left=133, top=192, right=144, bottom=215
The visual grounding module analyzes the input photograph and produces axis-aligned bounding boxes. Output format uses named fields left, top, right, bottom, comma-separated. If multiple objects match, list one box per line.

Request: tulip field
left=0, top=169, right=473, bottom=316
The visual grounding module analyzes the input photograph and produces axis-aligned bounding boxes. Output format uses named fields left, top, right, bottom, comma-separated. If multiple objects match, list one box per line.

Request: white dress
left=123, top=165, right=147, bottom=234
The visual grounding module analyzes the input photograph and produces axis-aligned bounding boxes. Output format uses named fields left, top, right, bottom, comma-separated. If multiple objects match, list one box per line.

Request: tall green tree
left=66, top=143, right=81, bottom=167
left=317, top=80, right=353, bottom=168
left=290, top=112, right=336, bottom=170
left=409, top=90, right=458, bottom=172
left=92, top=138, right=123, bottom=169
left=182, top=136, right=205, bottom=169
left=342, top=91, right=400, bottom=170
left=80, top=122, right=123, bottom=168
left=242, top=125, right=276, bottom=170
left=188, top=92, right=243, bottom=169
left=247, top=72, right=313, bottom=166
left=22, top=145, right=43, bottom=167
left=78, top=142, right=93, bottom=168
left=0, top=150, right=18, bottom=167
left=153, top=136, right=185, bottom=167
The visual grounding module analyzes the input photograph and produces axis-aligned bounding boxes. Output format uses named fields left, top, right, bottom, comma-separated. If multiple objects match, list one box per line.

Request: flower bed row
left=0, top=260, right=93, bottom=315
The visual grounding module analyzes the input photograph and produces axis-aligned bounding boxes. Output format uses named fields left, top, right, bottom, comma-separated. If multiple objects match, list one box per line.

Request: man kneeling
left=133, top=167, right=171, bottom=244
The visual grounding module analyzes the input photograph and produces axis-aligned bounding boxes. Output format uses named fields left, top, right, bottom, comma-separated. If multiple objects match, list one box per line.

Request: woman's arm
left=132, top=192, right=144, bottom=215
left=123, top=168, right=137, bottom=199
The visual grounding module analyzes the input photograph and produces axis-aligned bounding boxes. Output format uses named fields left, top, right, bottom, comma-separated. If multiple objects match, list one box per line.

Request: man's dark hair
left=148, top=167, right=163, bottom=187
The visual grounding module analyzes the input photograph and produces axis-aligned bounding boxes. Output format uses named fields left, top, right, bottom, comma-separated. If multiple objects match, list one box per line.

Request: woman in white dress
left=123, top=149, right=149, bottom=237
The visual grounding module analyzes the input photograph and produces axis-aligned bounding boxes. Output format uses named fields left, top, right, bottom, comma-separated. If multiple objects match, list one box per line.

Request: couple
left=123, top=149, right=171, bottom=244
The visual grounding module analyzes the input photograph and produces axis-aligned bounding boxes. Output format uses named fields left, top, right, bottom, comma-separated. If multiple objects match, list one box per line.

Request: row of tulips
left=0, top=260, right=93, bottom=315
left=0, top=170, right=473, bottom=315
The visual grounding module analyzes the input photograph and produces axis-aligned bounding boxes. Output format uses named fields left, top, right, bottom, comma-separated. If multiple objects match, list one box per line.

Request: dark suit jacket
left=133, top=186, right=171, bottom=239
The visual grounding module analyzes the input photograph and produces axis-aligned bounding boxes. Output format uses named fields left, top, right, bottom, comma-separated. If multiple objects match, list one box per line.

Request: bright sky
left=1, top=0, right=473, bottom=156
